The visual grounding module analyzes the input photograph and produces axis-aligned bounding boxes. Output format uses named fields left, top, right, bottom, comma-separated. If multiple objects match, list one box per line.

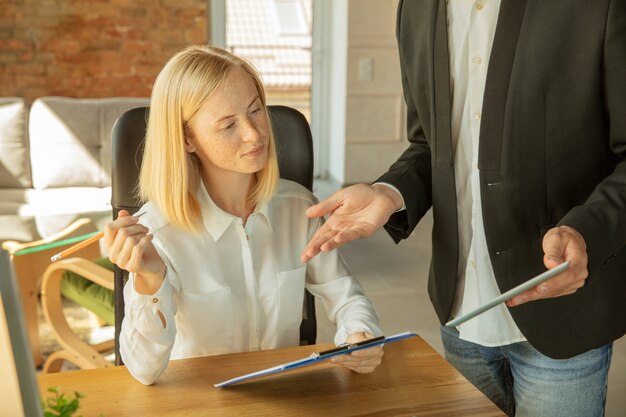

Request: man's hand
left=507, top=226, right=588, bottom=307
left=330, top=332, right=384, bottom=374
left=300, top=184, right=403, bottom=263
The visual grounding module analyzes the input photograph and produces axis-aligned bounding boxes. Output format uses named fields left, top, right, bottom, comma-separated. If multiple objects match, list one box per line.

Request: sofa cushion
left=29, top=97, right=149, bottom=189
left=0, top=187, right=111, bottom=240
left=0, top=97, right=31, bottom=188
left=0, top=187, right=110, bottom=216
left=0, top=214, right=38, bottom=243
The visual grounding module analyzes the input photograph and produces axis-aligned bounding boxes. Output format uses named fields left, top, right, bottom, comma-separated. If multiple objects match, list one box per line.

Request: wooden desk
left=39, top=336, right=505, bottom=416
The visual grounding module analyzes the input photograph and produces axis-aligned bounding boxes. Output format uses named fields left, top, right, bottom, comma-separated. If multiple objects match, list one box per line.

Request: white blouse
left=120, top=179, right=382, bottom=385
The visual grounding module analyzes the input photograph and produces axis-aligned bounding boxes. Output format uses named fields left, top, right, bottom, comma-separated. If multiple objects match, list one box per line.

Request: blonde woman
left=103, top=45, right=383, bottom=385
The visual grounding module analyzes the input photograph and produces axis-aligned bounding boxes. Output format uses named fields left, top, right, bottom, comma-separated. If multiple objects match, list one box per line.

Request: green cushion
left=60, top=258, right=115, bottom=326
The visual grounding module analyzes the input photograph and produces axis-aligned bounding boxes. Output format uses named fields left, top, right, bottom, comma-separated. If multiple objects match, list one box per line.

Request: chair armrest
left=40, top=258, right=114, bottom=369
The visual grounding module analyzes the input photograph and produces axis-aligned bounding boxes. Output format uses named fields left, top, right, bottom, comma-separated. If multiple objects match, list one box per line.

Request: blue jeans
left=440, top=325, right=612, bottom=417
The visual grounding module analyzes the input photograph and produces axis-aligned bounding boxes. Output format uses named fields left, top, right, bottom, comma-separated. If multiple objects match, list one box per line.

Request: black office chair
left=111, top=105, right=317, bottom=364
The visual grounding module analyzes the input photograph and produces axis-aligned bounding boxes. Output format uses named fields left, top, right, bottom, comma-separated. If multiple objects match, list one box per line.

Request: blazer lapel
left=479, top=0, right=528, bottom=172
left=433, top=0, right=453, bottom=166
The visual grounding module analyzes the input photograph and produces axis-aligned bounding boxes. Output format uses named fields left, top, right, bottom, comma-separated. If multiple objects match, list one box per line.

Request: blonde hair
left=139, top=45, right=279, bottom=233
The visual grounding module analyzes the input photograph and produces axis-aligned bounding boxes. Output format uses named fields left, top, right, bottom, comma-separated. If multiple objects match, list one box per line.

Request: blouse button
left=152, top=297, right=159, bottom=303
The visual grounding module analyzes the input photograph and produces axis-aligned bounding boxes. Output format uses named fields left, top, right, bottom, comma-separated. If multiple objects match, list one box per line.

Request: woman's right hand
left=104, top=210, right=166, bottom=294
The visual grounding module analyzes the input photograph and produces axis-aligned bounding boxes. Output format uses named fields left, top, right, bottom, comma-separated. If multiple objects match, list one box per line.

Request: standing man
left=301, top=1, right=626, bottom=416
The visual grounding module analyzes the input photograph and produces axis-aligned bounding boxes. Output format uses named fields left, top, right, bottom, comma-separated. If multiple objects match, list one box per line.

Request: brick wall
left=0, top=0, right=207, bottom=103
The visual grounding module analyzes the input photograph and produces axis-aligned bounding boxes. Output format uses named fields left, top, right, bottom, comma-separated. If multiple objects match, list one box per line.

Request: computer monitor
left=0, top=249, right=43, bottom=417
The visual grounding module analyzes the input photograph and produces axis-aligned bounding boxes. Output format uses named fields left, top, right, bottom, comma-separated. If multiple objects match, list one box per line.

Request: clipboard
left=445, top=261, right=570, bottom=328
left=214, top=331, right=417, bottom=388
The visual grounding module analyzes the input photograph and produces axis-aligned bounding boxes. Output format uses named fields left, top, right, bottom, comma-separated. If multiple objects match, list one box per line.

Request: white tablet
left=445, top=261, right=570, bottom=328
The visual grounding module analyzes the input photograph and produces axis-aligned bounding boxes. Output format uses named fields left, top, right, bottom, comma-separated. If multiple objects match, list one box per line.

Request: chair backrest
left=111, top=105, right=317, bottom=364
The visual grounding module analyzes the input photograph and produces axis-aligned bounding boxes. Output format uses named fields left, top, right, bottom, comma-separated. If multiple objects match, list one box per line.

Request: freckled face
left=185, top=66, right=270, bottom=181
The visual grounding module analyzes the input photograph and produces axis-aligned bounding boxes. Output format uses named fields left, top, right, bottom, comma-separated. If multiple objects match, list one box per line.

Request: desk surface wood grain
left=39, top=336, right=505, bottom=416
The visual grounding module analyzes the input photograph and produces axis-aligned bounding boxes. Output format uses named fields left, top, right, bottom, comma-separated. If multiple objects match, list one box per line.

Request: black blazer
left=378, top=0, right=626, bottom=358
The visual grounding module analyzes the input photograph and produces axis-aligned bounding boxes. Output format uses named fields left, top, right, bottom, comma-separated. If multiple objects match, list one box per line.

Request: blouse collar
left=196, top=180, right=272, bottom=241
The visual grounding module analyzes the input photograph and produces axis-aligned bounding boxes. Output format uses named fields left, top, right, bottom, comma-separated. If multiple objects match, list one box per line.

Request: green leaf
left=40, top=386, right=95, bottom=417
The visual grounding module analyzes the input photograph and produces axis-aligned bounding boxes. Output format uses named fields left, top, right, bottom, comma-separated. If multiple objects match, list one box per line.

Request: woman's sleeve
left=119, top=263, right=178, bottom=385
left=304, top=217, right=383, bottom=345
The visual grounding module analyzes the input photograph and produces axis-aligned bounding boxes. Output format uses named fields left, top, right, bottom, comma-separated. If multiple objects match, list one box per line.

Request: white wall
left=344, top=0, right=405, bottom=184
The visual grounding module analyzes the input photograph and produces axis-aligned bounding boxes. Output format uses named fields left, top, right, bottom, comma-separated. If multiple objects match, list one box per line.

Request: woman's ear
left=184, top=135, right=196, bottom=153
left=183, top=122, right=196, bottom=153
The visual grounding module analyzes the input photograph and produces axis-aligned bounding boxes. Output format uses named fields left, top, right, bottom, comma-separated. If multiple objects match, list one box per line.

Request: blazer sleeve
left=376, top=0, right=433, bottom=242
left=559, top=0, right=626, bottom=272
left=376, top=1, right=432, bottom=243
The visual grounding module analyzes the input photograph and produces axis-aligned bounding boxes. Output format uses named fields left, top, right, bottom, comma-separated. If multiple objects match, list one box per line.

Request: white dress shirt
left=447, top=0, right=525, bottom=345
left=120, top=179, right=382, bottom=385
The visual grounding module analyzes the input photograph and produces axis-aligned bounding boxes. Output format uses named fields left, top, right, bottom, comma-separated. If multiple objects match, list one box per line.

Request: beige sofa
left=0, top=96, right=149, bottom=243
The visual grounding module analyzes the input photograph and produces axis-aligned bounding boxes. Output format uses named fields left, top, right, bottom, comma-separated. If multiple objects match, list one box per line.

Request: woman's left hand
left=330, top=332, right=384, bottom=373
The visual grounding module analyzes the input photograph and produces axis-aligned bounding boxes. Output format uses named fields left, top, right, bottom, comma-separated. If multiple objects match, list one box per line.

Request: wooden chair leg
left=93, top=339, right=115, bottom=353
left=42, top=348, right=115, bottom=374
left=9, top=256, right=43, bottom=367
left=42, top=351, right=69, bottom=373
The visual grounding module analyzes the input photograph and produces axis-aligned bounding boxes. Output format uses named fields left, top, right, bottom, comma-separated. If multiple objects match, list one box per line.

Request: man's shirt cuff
left=373, top=182, right=406, bottom=212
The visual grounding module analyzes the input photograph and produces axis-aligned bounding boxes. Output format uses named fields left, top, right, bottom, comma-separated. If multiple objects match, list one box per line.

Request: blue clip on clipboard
left=445, top=261, right=570, bottom=328
left=214, top=331, right=417, bottom=388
